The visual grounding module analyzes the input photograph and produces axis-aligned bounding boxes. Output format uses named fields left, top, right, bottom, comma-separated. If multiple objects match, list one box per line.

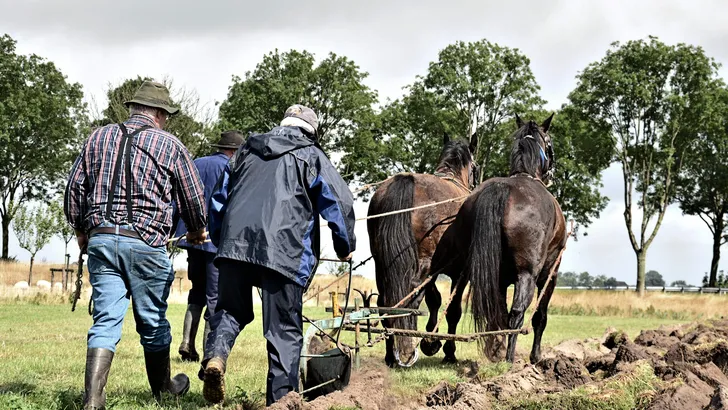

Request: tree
left=368, top=39, right=544, bottom=184
left=670, top=280, right=691, bottom=287
left=91, top=75, right=217, bottom=158
left=556, top=271, right=578, bottom=287
left=604, top=277, right=620, bottom=287
left=49, top=201, right=74, bottom=262
left=676, top=85, right=728, bottom=287
left=13, top=203, right=55, bottom=285
left=592, top=275, right=609, bottom=287
left=645, top=270, right=665, bottom=287
left=0, top=34, right=87, bottom=260
left=568, top=36, right=720, bottom=295
left=219, top=49, right=378, bottom=158
left=577, top=271, right=593, bottom=287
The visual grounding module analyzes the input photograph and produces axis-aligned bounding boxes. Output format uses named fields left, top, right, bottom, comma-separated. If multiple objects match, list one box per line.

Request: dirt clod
left=707, top=386, right=728, bottom=410
left=603, top=330, right=630, bottom=350
left=648, top=370, right=714, bottom=410
left=536, top=355, right=591, bottom=388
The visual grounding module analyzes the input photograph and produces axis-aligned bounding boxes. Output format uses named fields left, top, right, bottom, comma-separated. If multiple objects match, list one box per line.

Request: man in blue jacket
left=200, top=105, right=356, bottom=406
left=173, top=130, right=245, bottom=363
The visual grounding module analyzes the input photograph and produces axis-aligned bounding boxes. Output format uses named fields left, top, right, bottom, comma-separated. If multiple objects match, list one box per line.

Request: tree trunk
left=1, top=215, right=10, bottom=260
left=710, top=219, right=724, bottom=287
left=28, top=256, right=34, bottom=286
left=636, top=250, right=647, bottom=296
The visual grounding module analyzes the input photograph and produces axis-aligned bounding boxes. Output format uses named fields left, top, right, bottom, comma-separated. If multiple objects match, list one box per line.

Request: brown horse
left=367, top=133, right=478, bottom=367
left=429, top=114, right=567, bottom=364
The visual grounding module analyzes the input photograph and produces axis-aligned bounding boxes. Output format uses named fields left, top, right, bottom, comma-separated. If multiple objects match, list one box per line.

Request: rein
left=434, top=171, right=472, bottom=193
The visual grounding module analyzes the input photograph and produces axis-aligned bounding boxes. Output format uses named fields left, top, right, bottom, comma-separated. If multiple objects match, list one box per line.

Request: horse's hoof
left=420, top=338, right=442, bottom=356
left=442, top=355, right=458, bottom=364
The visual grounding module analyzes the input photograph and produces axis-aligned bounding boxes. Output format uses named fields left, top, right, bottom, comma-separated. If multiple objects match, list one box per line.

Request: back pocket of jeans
left=130, top=247, right=171, bottom=281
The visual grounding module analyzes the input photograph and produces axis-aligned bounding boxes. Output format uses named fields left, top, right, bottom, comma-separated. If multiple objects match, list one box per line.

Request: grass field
left=0, top=297, right=693, bottom=410
left=2, top=261, right=727, bottom=409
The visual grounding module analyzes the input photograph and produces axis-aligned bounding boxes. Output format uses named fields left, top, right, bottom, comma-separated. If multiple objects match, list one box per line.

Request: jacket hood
left=247, top=126, right=315, bottom=158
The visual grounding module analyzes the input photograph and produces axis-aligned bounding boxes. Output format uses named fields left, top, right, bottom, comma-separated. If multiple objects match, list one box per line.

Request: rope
left=355, top=195, right=468, bottom=222
left=364, top=220, right=574, bottom=346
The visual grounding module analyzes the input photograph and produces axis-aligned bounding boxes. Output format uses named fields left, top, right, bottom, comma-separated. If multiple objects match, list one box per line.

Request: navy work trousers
left=204, top=258, right=304, bottom=406
left=185, top=249, right=219, bottom=321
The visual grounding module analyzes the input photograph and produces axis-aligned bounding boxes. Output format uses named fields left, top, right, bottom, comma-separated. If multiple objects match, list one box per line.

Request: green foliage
left=644, top=270, right=665, bottom=287
left=675, top=85, right=728, bottom=287
left=422, top=39, right=545, bottom=179
left=49, top=200, right=73, bottom=257
left=568, top=36, right=722, bottom=293
left=365, top=39, right=544, bottom=186
left=670, top=280, right=691, bottom=287
left=557, top=271, right=621, bottom=288
left=0, top=33, right=87, bottom=259
left=219, top=49, right=378, bottom=160
left=13, top=203, right=55, bottom=284
left=92, top=75, right=217, bottom=158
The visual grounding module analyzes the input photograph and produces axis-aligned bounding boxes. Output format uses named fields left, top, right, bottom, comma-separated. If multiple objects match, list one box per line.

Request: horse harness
left=434, top=172, right=472, bottom=193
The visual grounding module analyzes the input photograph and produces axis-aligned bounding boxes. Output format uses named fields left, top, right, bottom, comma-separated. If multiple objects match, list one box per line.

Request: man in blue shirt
left=200, top=105, right=356, bottom=406
left=173, top=130, right=245, bottom=363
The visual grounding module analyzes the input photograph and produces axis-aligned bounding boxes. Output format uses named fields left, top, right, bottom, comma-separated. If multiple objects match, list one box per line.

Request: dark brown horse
left=428, top=114, right=567, bottom=364
left=367, top=133, right=478, bottom=367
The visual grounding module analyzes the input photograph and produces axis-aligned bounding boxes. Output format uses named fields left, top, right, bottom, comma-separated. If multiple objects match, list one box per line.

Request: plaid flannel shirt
left=64, top=114, right=206, bottom=247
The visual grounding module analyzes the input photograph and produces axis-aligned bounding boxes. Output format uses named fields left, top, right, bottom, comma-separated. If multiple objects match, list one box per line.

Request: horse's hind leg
left=420, top=280, right=443, bottom=356
left=530, top=262, right=560, bottom=364
left=442, top=275, right=468, bottom=363
left=506, top=271, right=536, bottom=363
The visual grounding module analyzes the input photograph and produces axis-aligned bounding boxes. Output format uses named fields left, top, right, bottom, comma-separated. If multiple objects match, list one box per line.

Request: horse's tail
left=466, top=182, right=511, bottom=340
left=368, top=174, right=418, bottom=330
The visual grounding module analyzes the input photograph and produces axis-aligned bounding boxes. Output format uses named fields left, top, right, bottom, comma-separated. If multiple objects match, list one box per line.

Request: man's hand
left=186, top=229, right=207, bottom=245
left=338, top=252, right=353, bottom=262
left=76, top=230, right=88, bottom=253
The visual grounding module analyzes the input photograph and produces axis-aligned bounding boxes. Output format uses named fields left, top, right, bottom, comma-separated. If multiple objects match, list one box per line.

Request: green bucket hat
left=124, top=81, right=180, bottom=116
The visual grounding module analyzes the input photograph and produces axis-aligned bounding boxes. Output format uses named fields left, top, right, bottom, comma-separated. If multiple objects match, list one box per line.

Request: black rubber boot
left=144, top=347, right=190, bottom=401
left=179, top=303, right=203, bottom=362
left=83, top=348, right=114, bottom=410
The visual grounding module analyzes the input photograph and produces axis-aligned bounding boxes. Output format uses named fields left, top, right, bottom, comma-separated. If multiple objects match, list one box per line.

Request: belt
left=89, top=226, right=142, bottom=240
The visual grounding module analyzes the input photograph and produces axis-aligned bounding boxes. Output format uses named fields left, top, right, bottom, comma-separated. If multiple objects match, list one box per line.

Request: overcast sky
left=2, top=0, right=727, bottom=286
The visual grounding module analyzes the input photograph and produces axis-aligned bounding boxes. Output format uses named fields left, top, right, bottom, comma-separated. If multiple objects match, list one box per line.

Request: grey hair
left=129, top=103, right=163, bottom=118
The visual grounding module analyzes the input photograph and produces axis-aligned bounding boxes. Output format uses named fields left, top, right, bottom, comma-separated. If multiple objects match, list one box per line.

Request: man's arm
left=64, top=143, right=89, bottom=248
left=172, top=146, right=207, bottom=242
left=308, top=156, right=356, bottom=259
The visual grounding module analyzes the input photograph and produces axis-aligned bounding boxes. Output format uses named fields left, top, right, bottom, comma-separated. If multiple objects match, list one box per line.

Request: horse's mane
left=436, top=139, right=472, bottom=174
left=509, top=121, right=548, bottom=178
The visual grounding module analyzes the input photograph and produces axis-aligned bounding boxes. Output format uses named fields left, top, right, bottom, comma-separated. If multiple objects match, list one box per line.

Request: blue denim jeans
left=86, top=226, right=175, bottom=353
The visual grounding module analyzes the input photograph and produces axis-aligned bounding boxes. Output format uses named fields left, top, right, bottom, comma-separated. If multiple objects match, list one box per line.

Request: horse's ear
left=469, top=132, right=478, bottom=153
left=541, top=113, right=555, bottom=133
left=443, top=132, right=450, bottom=145
left=515, top=113, right=525, bottom=128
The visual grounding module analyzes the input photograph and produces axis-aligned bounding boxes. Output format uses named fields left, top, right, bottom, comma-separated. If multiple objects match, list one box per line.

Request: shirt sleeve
left=308, top=154, right=357, bottom=258
left=64, top=141, right=89, bottom=231
left=172, top=145, right=207, bottom=233
left=208, top=162, right=231, bottom=248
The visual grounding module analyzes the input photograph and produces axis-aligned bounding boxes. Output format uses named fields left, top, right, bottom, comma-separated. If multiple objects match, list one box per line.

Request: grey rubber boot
left=178, top=303, right=203, bottom=362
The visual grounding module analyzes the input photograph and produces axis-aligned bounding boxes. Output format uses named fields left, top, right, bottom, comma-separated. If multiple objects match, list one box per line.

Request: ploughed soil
left=269, top=319, right=728, bottom=409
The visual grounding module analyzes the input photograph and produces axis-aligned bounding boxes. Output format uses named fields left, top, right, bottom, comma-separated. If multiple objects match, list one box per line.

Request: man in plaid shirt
left=64, top=81, right=207, bottom=409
